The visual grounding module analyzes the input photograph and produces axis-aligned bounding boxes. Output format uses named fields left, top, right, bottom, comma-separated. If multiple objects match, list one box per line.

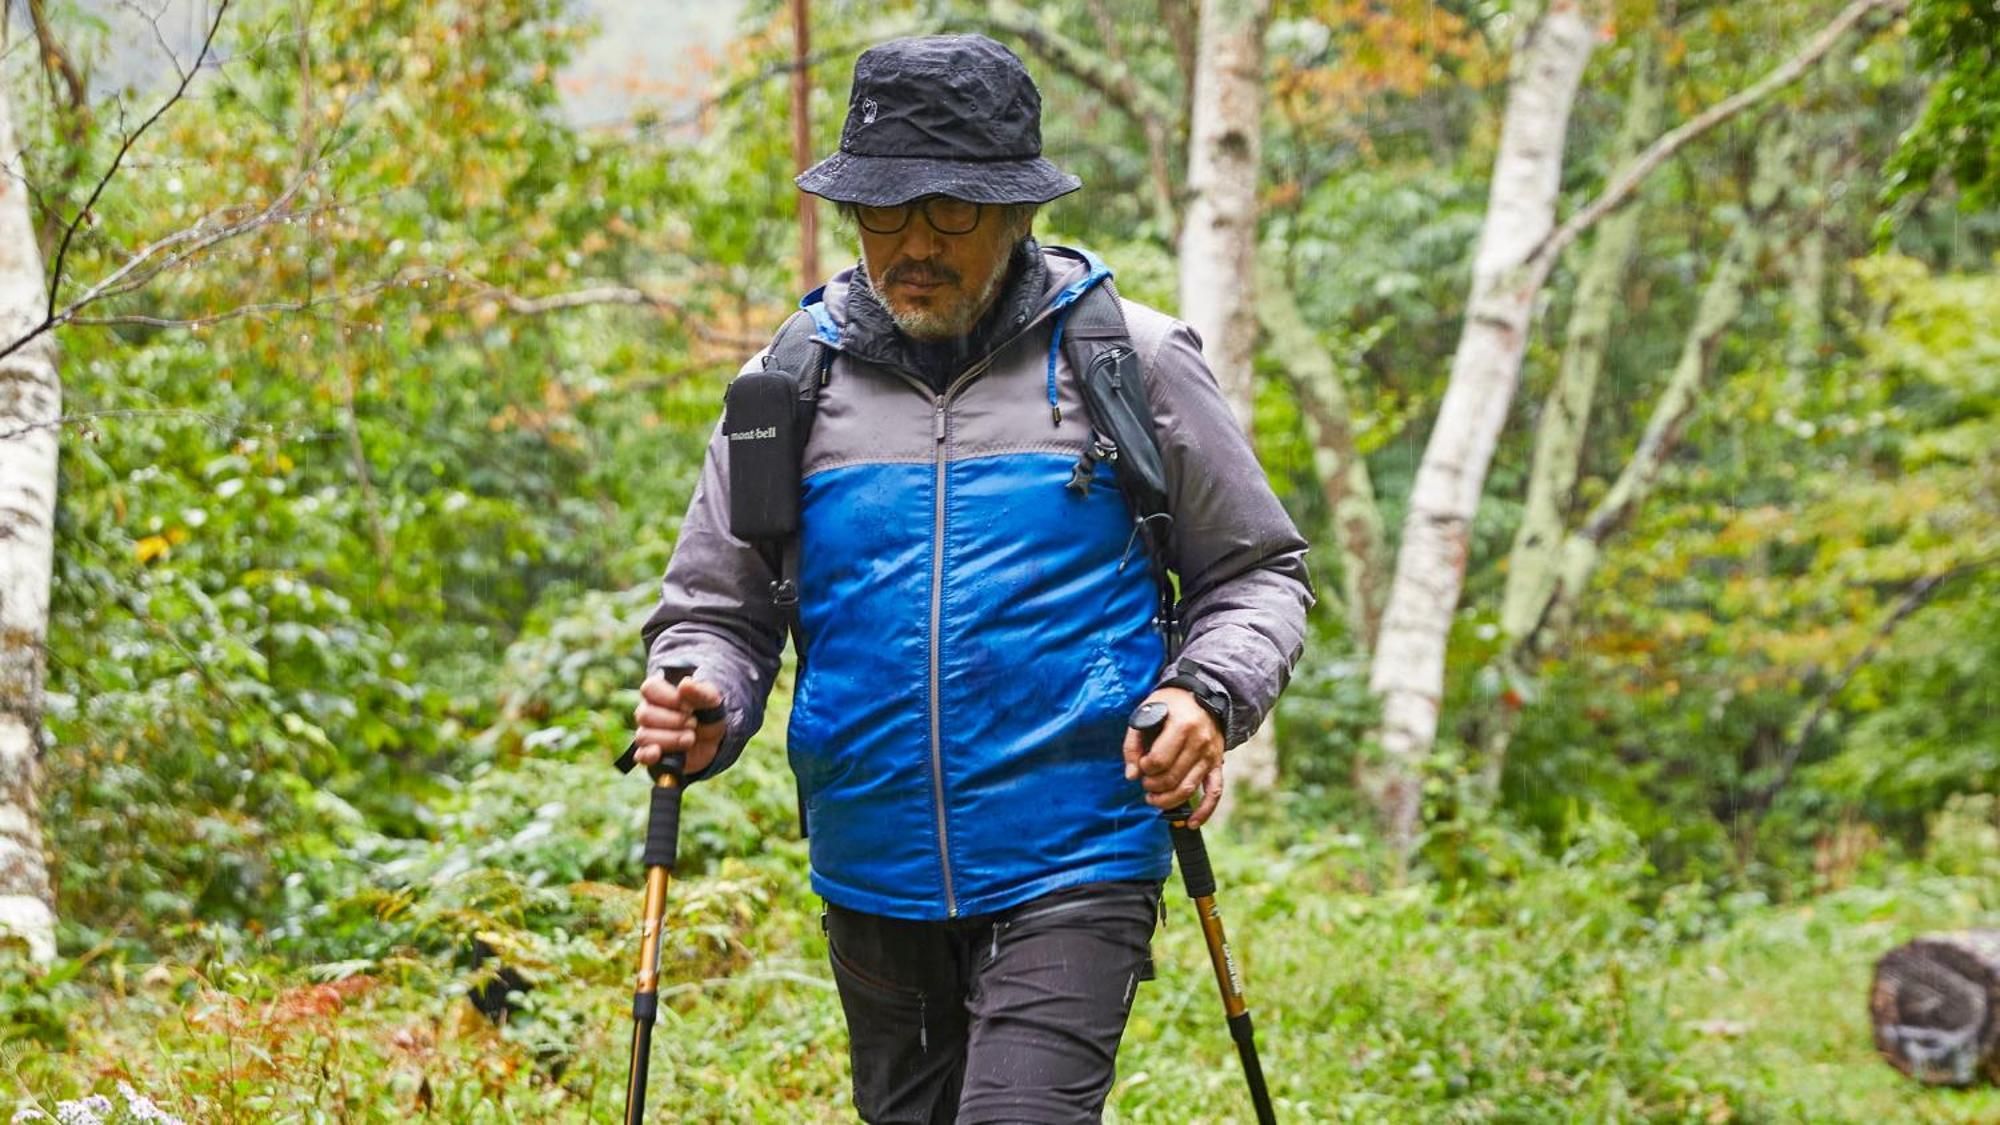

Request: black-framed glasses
left=854, top=196, right=983, bottom=236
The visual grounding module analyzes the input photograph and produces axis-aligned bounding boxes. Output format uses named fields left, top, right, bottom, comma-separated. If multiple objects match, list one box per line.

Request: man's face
left=856, top=197, right=1024, bottom=341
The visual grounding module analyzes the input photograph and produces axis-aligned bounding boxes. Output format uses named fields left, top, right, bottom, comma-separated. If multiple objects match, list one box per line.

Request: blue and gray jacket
left=643, top=246, right=1312, bottom=920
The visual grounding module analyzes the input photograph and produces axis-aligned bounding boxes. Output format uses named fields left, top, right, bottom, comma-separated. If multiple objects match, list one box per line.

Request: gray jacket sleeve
left=639, top=365, right=787, bottom=781
left=1144, top=321, right=1315, bottom=749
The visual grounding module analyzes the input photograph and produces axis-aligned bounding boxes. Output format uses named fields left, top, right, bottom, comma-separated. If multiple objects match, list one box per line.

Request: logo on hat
left=860, top=97, right=879, bottom=125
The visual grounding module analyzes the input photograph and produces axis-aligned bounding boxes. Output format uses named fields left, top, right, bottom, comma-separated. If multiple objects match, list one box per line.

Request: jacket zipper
left=929, top=388, right=954, bottom=915
left=864, top=311, right=1064, bottom=919
left=878, top=354, right=1004, bottom=919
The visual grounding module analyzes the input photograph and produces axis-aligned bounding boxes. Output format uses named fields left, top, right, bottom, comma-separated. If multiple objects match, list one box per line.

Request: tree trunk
left=792, top=0, right=819, bottom=290
left=1363, top=0, right=1598, bottom=852
left=1179, top=0, right=1276, bottom=806
left=1542, top=136, right=1785, bottom=645
left=1259, top=262, right=1387, bottom=647
left=1482, top=157, right=1769, bottom=791
left=991, top=0, right=1182, bottom=241
left=0, top=80, right=61, bottom=964
left=1498, top=45, right=1661, bottom=655
left=1179, top=0, right=1268, bottom=433
left=1872, top=931, right=2000, bottom=1087
left=1480, top=47, right=1660, bottom=793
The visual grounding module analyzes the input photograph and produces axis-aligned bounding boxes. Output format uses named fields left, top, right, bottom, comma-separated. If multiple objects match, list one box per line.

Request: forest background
left=0, top=0, right=1995, bottom=1120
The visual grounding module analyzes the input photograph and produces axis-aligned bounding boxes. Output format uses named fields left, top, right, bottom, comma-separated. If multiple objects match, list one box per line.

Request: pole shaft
left=1134, top=703, right=1276, bottom=1121
left=1191, top=893, right=1247, bottom=1017
left=624, top=1017, right=653, bottom=1124
left=622, top=768, right=682, bottom=1124
left=636, top=864, right=670, bottom=992
left=1170, top=815, right=1277, bottom=1122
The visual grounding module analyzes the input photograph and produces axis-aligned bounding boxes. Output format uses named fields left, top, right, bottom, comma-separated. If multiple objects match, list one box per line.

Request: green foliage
left=1883, top=0, right=2000, bottom=215
left=0, top=951, right=87, bottom=1052
left=30, top=0, right=734, bottom=945
left=14, top=815, right=2000, bottom=1121
left=1507, top=255, right=1999, bottom=888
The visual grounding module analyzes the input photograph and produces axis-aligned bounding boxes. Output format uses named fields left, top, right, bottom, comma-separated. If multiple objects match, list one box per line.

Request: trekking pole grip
left=1128, top=700, right=1218, bottom=896
left=643, top=753, right=686, bottom=868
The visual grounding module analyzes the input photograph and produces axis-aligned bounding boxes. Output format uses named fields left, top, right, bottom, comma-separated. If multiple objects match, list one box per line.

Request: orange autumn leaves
left=1274, top=0, right=1494, bottom=142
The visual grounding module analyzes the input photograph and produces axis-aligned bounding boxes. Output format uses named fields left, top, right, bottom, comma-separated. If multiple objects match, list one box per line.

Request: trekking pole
left=1131, top=700, right=1277, bottom=1125
left=614, top=667, right=719, bottom=1124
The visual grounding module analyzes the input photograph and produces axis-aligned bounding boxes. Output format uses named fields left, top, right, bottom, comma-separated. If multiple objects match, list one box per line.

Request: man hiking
left=631, top=33, right=1312, bottom=1123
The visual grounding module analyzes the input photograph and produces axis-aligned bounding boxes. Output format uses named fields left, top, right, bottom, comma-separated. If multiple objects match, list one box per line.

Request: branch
left=0, top=407, right=244, bottom=443
left=975, top=1, right=1181, bottom=235
left=447, top=272, right=770, bottom=349
left=1755, top=554, right=1998, bottom=808
left=459, top=279, right=680, bottom=317
left=1085, top=0, right=1179, bottom=237
left=976, top=3, right=1174, bottom=120
left=1156, top=0, right=1198, bottom=110
left=1572, top=232, right=1757, bottom=549
left=0, top=168, right=322, bottom=364
left=68, top=268, right=446, bottom=330
left=26, top=0, right=87, bottom=114
left=1259, top=261, right=1389, bottom=645
left=47, top=0, right=234, bottom=318
left=1527, top=0, right=1906, bottom=279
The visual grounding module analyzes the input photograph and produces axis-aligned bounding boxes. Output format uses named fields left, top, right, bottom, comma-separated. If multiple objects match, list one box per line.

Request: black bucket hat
left=796, top=34, right=1082, bottom=208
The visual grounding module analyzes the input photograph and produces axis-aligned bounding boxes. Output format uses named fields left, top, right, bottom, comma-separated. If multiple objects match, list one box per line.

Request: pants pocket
left=825, top=928, right=965, bottom=1125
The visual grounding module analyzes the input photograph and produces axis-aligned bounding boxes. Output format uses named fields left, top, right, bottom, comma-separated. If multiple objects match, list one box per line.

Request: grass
left=9, top=813, right=1998, bottom=1123
left=1664, top=877, right=2000, bottom=1124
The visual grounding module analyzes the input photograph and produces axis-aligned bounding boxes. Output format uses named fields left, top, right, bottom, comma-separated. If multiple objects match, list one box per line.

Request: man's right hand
left=631, top=675, right=728, bottom=775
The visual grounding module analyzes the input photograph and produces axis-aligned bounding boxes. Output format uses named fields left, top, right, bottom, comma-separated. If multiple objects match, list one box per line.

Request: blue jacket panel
left=790, top=449, right=1170, bottom=919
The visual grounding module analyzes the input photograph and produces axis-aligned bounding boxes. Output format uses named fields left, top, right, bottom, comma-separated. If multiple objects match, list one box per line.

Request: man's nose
left=901, top=217, right=940, bottom=258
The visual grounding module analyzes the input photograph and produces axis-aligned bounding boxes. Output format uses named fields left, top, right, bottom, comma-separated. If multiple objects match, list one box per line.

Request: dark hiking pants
left=823, top=879, right=1163, bottom=1124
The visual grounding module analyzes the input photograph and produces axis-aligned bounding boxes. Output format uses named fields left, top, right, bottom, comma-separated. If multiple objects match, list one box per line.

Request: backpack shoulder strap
left=750, top=303, right=833, bottom=610
left=1049, top=254, right=1183, bottom=654
left=764, top=305, right=833, bottom=451
left=1057, top=271, right=1169, bottom=525
left=749, top=302, right=834, bottom=839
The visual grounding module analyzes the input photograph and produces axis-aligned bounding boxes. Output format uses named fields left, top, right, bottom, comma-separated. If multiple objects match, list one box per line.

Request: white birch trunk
left=0, top=81, right=61, bottom=964
left=1179, top=0, right=1277, bottom=804
left=1480, top=47, right=1659, bottom=795
left=1362, top=0, right=1892, bottom=851
left=1364, top=1, right=1597, bottom=851
left=1178, top=0, right=1268, bottom=432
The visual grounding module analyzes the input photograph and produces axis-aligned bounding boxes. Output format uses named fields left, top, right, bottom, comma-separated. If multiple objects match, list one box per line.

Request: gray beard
left=860, top=240, right=1017, bottom=341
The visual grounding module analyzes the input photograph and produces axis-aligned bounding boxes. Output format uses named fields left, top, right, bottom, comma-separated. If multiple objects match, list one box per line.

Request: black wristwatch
left=1159, top=668, right=1233, bottom=744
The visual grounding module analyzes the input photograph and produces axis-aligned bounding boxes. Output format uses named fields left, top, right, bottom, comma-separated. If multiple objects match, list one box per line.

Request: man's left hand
left=1121, top=687, right=1225, bottom=828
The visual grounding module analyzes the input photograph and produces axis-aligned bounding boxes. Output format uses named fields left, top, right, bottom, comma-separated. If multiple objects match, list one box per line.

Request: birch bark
left=1363, top=0, right=1599, bottom=849
left=1179, top=0, right=1278, bottom=801
left=1361, top=0, right=1894, bottom=851
left=1178, top=0, right=1269, bottom=433
left=1483, top=131, right=1787, bottom=792
left=0, top=81, right=61, bottom=963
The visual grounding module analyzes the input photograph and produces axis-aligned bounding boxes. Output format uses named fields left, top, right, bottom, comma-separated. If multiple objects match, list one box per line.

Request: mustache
left=882, top=260, right=961, bottom=287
